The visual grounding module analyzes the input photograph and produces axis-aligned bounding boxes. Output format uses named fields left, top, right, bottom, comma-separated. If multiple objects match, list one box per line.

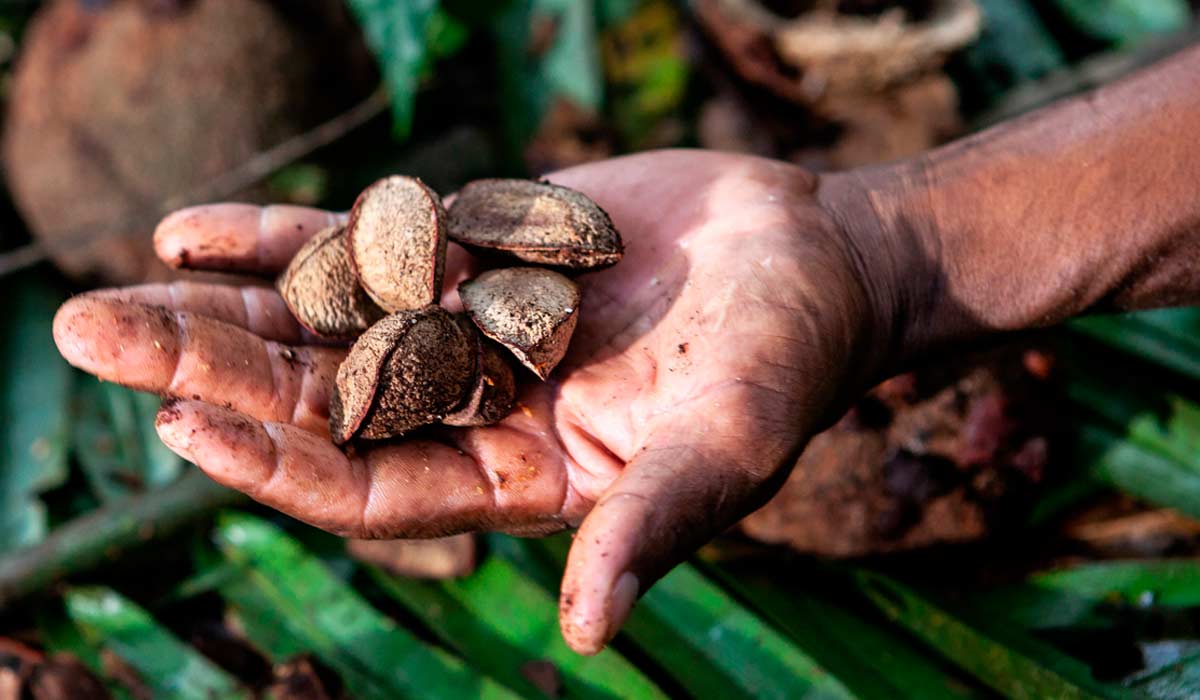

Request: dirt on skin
left=459, top=267, right=581, bottom=380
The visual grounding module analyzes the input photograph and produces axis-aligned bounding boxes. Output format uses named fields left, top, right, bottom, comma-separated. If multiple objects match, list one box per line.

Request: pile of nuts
left=276, top=176, right=624, bottom=444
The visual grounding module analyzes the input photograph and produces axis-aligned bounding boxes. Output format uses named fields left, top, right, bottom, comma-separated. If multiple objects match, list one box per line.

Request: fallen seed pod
left=276, top=225, right=384, bottom=340
left=459, top=267, right=581, bottom=380
left=348, top=175, right=448, bottom=313
left=443, top=315, right=517, bottom=427
left=330, top=306, right=476, bottom=444
left=447, top=179, right=623, bottom=270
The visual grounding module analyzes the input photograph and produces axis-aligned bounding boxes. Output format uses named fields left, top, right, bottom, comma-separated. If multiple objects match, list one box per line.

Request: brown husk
left=458, top=268, right=581, bottom=380
left=448, top=179, right=623, bottom=270
left=330, top=307, right=475, bottom=444
left=2, top=0, right=373, bottom=284
left=443, top=315, right=518, bottom=427
left=276, top=226, right=384, bottom=340
left=739, top=348, right=1060, bottom=556
left=346, top=534, right=477, bottom=579
left=347, top=176, right=448, bottom=313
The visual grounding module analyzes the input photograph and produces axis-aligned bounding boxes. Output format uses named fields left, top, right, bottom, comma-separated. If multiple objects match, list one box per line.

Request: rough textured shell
left=443, top=316, right=517, bottom=427
left=447, top=179, right=623, bottom=270
left=458, top=267, right=580, bottom=380
left=330, top=306, right=476, bottom=444
left=276, top=225, right=384, bottom=340
left=348, top=175, right=448, bottom=313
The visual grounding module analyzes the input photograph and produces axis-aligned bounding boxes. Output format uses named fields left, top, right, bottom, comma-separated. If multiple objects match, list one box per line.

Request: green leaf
left=525, top=535, right=856, bottom=700
left=1072, top=311, right=1200, bottom=384
left=974, top=559, right=1200, bottom=631
left=37, top=600, right=134, bottom=700
left=74, top=381, right=182, bottom=503
left=711, top=565, right=985, bottom=700
left=600, top=0, right=689, bottom=147
left=1077, top=423, right=1200, bottom=520
left=0, top=272, right=72, bottom=552
left=346, top=0, right=440, bottom=138
left=426, top=7, right=471, bottom=60
left=211, top=512, right=521, bottom=700
left=1048, top=0, right=1190, bottom=45
left=65, top=586, right=249, bottom=700
left=854, top=572, right=1126, bottom=700
left=1032, top=560, right=1200, bottom=609
left=493, top=0, right=603, bottom=155
left=369, top=553, right=668, bottom=699
left=954, top=0, right=1065, bottom=106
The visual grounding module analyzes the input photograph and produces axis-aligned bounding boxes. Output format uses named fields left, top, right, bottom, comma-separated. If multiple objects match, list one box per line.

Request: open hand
left=53, top=150, right=894, bottom=654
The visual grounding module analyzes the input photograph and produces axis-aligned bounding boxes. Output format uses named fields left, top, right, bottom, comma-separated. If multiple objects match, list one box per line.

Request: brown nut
left=347, top=175, right=448, bottom=313
left=330, top=306, right=476, bottom=444
left=458, top=267, right=580, bottom=380
left=276, top=225, right=385, bottom=340
left=443, top=315, right=517, bottom=427
left=447, top=179, right=623, bottom=270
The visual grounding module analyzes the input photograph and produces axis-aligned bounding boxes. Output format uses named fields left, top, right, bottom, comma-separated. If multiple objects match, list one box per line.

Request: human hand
left=53, top=150, right=900, bottom=654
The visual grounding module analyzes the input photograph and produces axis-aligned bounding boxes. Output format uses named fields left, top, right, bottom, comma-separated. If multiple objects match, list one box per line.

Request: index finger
left=154, top=203, right=345, bottom=275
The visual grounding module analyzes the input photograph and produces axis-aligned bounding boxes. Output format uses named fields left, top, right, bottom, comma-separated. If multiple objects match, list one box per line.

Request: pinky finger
left=155, top=400, right=504, bottom=538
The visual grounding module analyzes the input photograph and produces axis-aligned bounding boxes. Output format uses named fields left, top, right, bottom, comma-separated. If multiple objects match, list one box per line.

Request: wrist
left=815, top=162, right=943, bottom=377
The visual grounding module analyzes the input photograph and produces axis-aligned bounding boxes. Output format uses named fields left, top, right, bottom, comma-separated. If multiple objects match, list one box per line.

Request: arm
left=822, top=42, right=1200, bottom=367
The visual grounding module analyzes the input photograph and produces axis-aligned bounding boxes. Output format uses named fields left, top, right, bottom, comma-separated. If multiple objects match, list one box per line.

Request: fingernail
left=604, top=572, right=639, bottom=646
left=154, top=404, right=194, bottom=458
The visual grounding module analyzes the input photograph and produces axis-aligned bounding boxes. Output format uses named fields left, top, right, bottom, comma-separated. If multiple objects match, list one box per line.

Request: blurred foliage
left=345, top=0, right=442, bottom=138
left=3, top=1, right=1200, bottom=699
left=493, top=0, right=604, bottom=157
left=1046, top=0, right=1191, bottom=46
left=0, top=271, right=71, bottom=553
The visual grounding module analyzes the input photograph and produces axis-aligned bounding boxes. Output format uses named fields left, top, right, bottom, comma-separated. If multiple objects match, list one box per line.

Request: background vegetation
left=3, top=0, right=1200, bottom=697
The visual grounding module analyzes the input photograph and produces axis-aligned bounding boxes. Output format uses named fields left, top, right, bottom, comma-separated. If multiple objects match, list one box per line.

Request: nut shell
left=330, top=306, right=476, bottom=444
left=443, top=316, right=518, bottom=427
left=348, top=175, right=448, bottom=313
left=276, top=225, right=384, bottom=340
left=458, top=268, right=580, bottom=380
left=447, top=179, right=623, bottom=270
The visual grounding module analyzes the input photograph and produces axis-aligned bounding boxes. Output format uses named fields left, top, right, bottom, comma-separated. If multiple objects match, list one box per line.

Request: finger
left=54, top=296, right=341, bottom=435
left=558, top=422, right=792, bottom=655
left=154, top=400, right=571, bottom=537
left=154, top=203, right=344, bottom=274
left=84, top=282, right=323, bottom=345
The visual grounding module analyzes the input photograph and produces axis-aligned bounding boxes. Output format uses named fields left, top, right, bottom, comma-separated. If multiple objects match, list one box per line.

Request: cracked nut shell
left=276, top=225, right=384, bottom=340
left=330, top=306, right=476, bottom=444
left=447, top=179, right=623, bottom=270
left=443, top=315, right=518, bottom=427
left=348, top=175, right=448, bottom=313
left=458, top=267, right=580, bottom=380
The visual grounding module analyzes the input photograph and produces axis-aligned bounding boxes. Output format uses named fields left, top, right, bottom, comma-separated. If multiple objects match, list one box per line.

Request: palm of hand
left=54, top=150, right=872, bottom=653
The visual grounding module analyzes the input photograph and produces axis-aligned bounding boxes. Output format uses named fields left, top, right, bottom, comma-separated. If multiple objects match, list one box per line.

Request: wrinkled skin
left=54, top=151, right=893, bottom=654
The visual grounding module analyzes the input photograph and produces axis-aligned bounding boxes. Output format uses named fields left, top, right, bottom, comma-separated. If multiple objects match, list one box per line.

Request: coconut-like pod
left=447, top=179, right=623, bottom=270
left=276, top=225, right=384, bottom=340
left=443, top=315, right=518, bottom=427
left=458, top=268, right=581, bottom=380
left=329, top=307, right=476, bottom=444
left=3, top=0, right=373, bottom=284
left=348, top=176, right=449, bottom=313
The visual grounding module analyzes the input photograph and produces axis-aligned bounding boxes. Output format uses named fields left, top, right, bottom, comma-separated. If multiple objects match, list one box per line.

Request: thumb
left=557, top=431, right=787, bottom=655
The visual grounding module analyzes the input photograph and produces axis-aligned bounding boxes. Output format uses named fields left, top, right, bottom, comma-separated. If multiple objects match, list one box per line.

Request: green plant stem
left=0, top=470, right=244, bottom=606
